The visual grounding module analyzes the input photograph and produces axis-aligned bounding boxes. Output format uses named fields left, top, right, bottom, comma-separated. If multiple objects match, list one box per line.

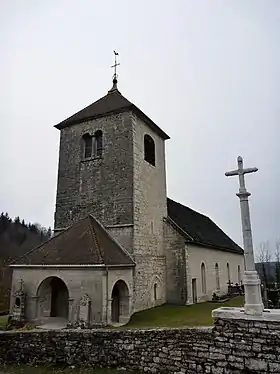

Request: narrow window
left=227, top=263, right=230, bottom=284
left=144, top=134, right=155, bottom=166
left=154, top=283, right=157, bottom=301
left=95, top=130, right=103, bottom=157
left=215, top=263, right=220, bottom=290
left=238, top=265, right=241, bottom=283
left=201, top=262, right=206, bottom=294
left=83, top=134, right=93, bottom=158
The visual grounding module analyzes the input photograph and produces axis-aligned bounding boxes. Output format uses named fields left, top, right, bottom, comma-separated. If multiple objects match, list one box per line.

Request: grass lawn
left=0, top=315, right=8, bottom=329
left=0, top=297, right=243, bottom=331
left=0, top=366, right=141, bottom=374
left=123, top=296, right=244, bottom=329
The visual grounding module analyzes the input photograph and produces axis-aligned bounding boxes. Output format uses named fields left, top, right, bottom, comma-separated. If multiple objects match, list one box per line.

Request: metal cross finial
left=111, top=50, right=120, bottom=83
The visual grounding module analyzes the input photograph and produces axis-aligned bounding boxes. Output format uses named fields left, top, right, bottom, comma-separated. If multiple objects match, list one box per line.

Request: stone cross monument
left=225, top=156, right=263, bottom=316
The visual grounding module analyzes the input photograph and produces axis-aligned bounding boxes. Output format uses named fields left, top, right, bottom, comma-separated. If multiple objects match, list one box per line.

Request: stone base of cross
left=243, top=271, right=263, bottom=315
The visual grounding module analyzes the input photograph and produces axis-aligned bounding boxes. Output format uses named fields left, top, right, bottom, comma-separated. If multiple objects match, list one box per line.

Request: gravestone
left=11, top=279, right=26, bottom=325
left=79, top=294, right=91, bottom=325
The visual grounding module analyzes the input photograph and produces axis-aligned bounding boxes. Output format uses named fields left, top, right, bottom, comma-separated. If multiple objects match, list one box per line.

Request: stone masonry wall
left=164, top=220, right=187, bottom=304
left=54, top=111, right=134, bottom=230
left=0, top=318, right=279, bottom=373
left=132, top=114, right=168, bottom=312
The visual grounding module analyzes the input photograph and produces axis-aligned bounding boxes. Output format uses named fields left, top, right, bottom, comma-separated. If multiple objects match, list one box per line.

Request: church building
left=9, top=73, right=244, bottom=327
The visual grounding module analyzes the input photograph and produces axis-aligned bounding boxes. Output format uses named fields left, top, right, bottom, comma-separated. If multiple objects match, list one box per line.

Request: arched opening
left=201, top=262, right=206, bottom=294
left=37, top=276, right=69, bottom=319
left=83, top=133, right=93, bottom=159
left=215, top=263, right=220, bottom=291
left=154, top=283, right=158, bottom=301
left=144, top=134, right=155, bottom=166
left=227, top=263, right=231, bottom=284
left=111, top=280, right=129, bottom=323
left=238, top=265, right=241, bottom=284
left=95, top=130, right=103, bottom=157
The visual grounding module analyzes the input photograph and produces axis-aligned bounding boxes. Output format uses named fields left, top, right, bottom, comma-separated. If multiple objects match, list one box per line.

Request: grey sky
left=1, top=0, right=279, bottom=252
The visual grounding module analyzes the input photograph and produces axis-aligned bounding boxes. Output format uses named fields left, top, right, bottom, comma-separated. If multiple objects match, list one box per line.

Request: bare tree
left=256, top=241, right=272, bottom=308
left=275, top=239, right=280, bottom=289
left=275, top=240, right=280, bottom=262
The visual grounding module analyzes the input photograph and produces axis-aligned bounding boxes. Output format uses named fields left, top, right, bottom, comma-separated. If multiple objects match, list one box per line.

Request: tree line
left=0, top=212, right=52, bottom=311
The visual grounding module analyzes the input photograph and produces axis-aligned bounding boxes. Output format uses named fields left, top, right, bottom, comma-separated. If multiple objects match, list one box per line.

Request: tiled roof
left=55, top=87, right=170, bottom=140
left=14, top=215, right=135, bottom=266
left=167, top=198, right=243, bottom=254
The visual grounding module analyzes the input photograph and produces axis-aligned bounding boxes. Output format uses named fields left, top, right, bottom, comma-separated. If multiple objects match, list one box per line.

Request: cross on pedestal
left=225, top=156, right=263, bottom=316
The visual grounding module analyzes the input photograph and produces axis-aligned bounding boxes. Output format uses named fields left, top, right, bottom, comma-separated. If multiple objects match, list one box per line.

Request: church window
left=15, top=297, right=21, bottom=307
left=82, top=130, right=103, bottom=159
left=201, top=262, right=206, bottom=294
left=83, top=133, right=93, bottom=159
left=237, top=265, right=241, bottom=283
left=144, top=134, right=155, bottom=166
left=215, top=263, right=220, bottom=290
left=95, top=130, right=103, bottom=157
left=227, top=263, right=230, bottom=283
left=154, top=283, right=158, bottom=301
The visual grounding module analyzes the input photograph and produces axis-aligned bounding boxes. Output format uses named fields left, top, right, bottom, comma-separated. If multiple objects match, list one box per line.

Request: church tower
left=54, top=57, right=169, bottom=311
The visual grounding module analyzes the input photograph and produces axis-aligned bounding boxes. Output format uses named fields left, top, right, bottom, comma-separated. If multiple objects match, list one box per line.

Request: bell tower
left=53, top=54, right=170, bottom=311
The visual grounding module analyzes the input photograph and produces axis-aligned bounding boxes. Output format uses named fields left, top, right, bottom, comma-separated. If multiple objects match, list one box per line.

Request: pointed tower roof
left=12, top=215, right=135, bottom=266
left=54, top=84, right=170, bottom=140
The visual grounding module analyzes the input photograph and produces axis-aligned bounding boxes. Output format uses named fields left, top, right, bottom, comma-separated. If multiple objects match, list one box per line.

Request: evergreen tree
left=14, top=216, right=20, bottom=224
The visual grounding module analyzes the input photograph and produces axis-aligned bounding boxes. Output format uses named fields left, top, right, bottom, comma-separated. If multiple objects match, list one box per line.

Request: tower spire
left=109, top=50, right=120, bottom=92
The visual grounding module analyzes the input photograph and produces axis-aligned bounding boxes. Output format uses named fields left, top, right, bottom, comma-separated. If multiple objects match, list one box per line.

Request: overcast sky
left=1, top=0, right=279, bottom=253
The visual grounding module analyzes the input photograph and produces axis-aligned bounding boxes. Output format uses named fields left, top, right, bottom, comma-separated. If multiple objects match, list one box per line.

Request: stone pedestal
left=243, top=270, right=264, bottom=315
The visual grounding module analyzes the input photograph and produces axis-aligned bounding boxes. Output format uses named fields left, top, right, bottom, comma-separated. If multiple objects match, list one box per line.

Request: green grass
left=123, top=296, right=244, bottom=329
left=0, top=315, right=8, bottom=329
left=0, top=297, right=244, bottom=333
left=0, top=366, right=141, bottom=374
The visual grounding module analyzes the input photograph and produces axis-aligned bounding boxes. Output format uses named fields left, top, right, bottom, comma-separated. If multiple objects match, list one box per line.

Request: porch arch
left=111, top=280, right=130, bottom=324
left=36, top=276, right=69, bottom=319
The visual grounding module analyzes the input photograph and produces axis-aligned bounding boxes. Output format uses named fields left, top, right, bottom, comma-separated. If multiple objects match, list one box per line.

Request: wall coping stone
left=212, top=306, right=280, bottom=322
left=0, top=326, right=213, bottom=335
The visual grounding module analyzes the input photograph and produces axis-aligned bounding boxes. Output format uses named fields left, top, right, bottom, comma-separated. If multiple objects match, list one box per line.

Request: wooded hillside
left=0, top=213, right=51, bottom=311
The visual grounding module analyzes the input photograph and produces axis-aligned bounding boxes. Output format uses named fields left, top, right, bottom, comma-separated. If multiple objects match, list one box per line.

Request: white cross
left=225, top=156, right=258, bottom=191
left=225, top=156, right=263, bottom=316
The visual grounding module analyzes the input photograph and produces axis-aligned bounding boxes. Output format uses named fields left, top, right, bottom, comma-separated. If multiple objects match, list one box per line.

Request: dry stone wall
left=0, top=318, right=279, bottom=373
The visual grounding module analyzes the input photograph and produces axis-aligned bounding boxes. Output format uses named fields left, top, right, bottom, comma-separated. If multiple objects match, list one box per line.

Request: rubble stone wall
left=0, top=317, right=279, bottom=373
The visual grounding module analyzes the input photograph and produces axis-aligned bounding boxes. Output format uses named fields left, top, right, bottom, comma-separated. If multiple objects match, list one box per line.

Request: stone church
left=9, top=77, right=244, bottom=327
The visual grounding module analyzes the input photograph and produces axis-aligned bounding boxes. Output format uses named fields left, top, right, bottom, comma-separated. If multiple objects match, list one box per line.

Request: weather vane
left=111, top=50, right=120, bottom=83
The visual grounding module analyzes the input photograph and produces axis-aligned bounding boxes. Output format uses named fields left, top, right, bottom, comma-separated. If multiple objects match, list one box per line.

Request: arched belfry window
left=144, top=134, right=155, bottom=166
left=82, top=130, right=103, bottom=159
left=201, top=262, right=206, bottom=294
left=83, top=133, right=93, bottom=159
left=95, top=130, right=103, bottom=158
